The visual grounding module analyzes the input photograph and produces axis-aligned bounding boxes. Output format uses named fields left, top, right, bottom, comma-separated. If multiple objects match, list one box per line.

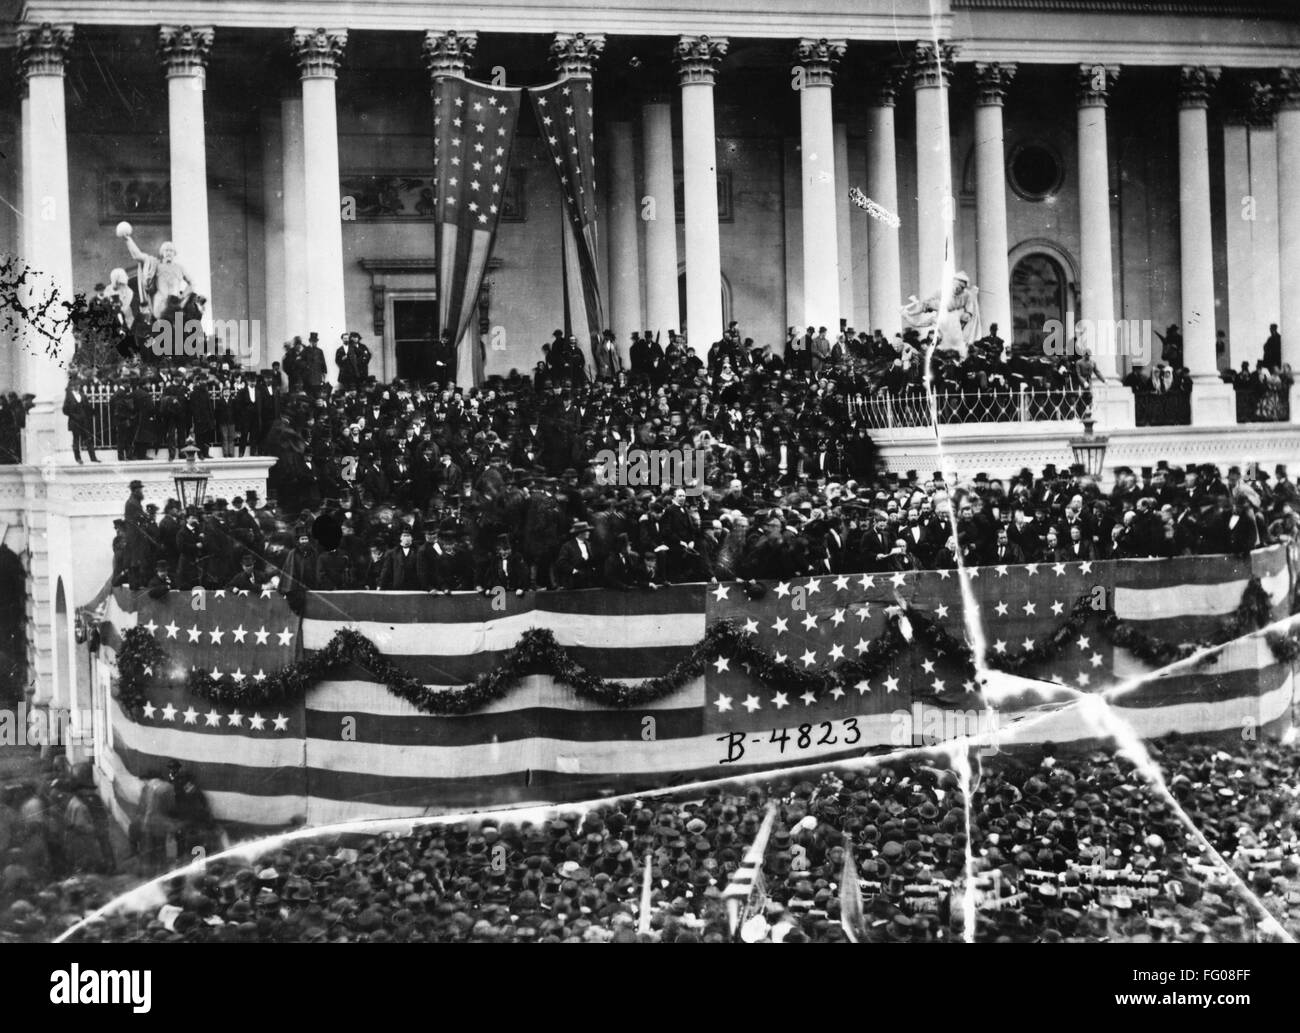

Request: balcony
left=1235, top=386, right=1291, bottom=424
left=1134, top=391, right=1191, bottom=427
left=853, top=387, right=1090, bottom=430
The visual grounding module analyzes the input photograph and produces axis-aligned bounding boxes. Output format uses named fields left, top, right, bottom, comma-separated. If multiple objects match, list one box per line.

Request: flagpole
left=839, top=841, right=865, bottom=943
left=637, top=850, right=653, bottom=935
left=723, top=800, right=778, bottom=938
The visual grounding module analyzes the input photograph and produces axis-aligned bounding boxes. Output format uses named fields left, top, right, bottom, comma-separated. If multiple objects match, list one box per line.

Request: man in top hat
left=479, top=533, right=530, bottom=595
left=593, top=329, right=622, bottom=383
left=62, top=375, right=98, bottom=464
left=379, top=527, right=421, bottom=591
left=226, top=552, right=267, bottom=593
left=553, top=520, right=598, bottom=590
left=418, top=521, right=473, bottom=594
left=146, top=558, right=175, bottom=599
left=299, top=333, right=328, bottom=392
left=122, top=479, right=153, bottom=588
left=280, top=527, right=319, bottom=602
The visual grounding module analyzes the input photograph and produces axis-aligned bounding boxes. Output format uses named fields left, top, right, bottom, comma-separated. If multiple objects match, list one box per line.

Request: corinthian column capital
left=292, top=28, right=348, bottom=81
left=17, top=22, right=74, bottom=78
left=674, top=35, right=728, bottom=87
left=159, top=25, right=214, bottom=78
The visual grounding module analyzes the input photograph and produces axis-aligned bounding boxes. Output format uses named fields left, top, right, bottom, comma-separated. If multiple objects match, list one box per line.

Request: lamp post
left=1068, top=414, right=1109, bottom=480
left=173, top=438, right=210, bottom=512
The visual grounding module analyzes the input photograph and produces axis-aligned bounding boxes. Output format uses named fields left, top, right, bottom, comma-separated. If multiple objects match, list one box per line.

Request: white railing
left=852, top=387, right=1090, bottom=430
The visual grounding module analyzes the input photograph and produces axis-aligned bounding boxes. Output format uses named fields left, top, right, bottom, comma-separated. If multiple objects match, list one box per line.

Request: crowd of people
left=111, top=398, right=1297, bottom=596
left=3, top=736, right=1295, bottom=943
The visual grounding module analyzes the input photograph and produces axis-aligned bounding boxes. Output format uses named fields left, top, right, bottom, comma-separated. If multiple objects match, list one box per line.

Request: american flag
left=529, top=77, right=604, bottom=360
left=96, top=547, right=1296, bottom=834
left=432, top=76, right=523, bottom=384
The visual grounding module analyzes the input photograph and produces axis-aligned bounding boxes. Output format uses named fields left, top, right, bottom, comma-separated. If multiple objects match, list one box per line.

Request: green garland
left=112, top=576, right=1300, bottom=718
left=182, top=620, right=869, bottom=715
left=114, top=627, right=169, bottom=715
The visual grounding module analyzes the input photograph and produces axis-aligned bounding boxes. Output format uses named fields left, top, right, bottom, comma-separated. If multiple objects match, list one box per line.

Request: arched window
left=1011, top=253, right=1067, bottom=356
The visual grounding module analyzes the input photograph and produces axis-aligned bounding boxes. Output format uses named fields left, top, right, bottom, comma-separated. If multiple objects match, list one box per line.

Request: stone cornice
left=953, top=0, right=1294, bottom=14
left=13, top=3, right=946, bottom=40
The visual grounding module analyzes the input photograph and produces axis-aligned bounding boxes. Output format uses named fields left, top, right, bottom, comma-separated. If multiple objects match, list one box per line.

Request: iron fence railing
left=1235, top=386, right=1291, bottom=424
left=852, top=387, right=1090, bottom=430
left=1134, top=391, right=1192, bottom=427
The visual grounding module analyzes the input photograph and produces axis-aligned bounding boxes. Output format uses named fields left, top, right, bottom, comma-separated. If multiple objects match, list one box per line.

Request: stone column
left=865, top=68, right=902, bottom=337
left=159, top=25, right=215, bottom=334
left=1248, top=100, right=1281, bottom=366
left=14, top=76, right=29, bottom=397
left=291, top=27, right=348, bottom=385
left=674, top=35, right=728, bottom=349
left=607, top=119, right=643, bottom=352
left=1278, top=69, right=1300, bottom=386
left=640, top=98, right=679, bottom=337
left=973, top=63, right=1016, bottom=341
left=17, top=24, right=75, bottom=414
left=1221, top=77, right=1279, bottom=371
left=260, top=106, right=287, bottom=354
left=833, top=121, right=856, bottom=329
left=911, top=41, right=955, bottom=296
left=1076, top=64, right=1119, bottom=375
left=794, top=38, right=846, bottom=336
left=280, top=93, right=307, bottom=346
left=1075, top=64, right=1133, bottom=428
left=1179, top=66, right=1234, bottom=426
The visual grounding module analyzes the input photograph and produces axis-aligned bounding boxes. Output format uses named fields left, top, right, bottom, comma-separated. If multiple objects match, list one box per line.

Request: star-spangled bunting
left=433, top=75, right=523, bottom=384
left=704, top=559, right=1118, bottom=734
left=528, top=77, right=604, bottom=361
left=120, top=591, right=300, bottom=736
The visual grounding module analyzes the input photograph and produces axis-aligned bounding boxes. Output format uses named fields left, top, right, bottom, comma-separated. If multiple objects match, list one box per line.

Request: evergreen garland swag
left=109, top=576, right=1300, bottom=718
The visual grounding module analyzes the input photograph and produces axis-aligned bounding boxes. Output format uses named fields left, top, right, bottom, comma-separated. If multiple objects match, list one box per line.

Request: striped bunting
left=98, top=548, right=1299, bottom=829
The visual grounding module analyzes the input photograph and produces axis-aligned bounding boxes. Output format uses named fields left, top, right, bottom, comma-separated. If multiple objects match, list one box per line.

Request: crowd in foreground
left=2, top=736, right=1296, bottom=943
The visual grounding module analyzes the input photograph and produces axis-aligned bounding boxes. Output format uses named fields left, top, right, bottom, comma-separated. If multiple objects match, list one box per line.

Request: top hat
left=308, top=332, right=319, bottom=343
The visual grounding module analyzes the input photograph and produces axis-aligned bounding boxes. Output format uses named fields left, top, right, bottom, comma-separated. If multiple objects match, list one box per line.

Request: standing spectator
left=1264, top=323, right=1282, bottom=370
left=379, top=527, right=421, bottom=590
left=62, top=376, right=98, bottom=464
left=300, top=332, right=328, bottom=391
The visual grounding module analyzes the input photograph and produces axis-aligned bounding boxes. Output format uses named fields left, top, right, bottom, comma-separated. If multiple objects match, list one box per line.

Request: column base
left=1089, top=383, right=1135, bottom=432
left=1190, top=377, right=1236, bottom=427
left=21, top=405, right=66, bottom=469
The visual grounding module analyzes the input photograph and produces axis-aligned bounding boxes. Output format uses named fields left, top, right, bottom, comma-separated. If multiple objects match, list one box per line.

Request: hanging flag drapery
left=432, top=75, right=523, bottom=386
left=528, top=77, right=605, bottom=369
